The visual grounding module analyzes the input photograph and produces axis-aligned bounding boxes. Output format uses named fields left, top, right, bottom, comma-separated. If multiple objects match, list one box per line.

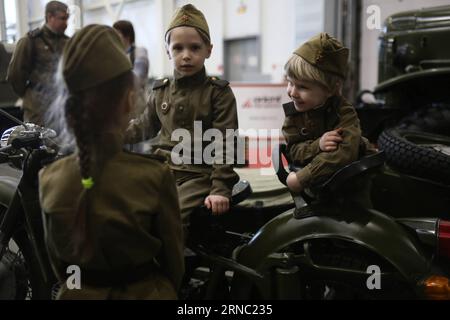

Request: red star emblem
left=181, top=15, right=190, bottom=23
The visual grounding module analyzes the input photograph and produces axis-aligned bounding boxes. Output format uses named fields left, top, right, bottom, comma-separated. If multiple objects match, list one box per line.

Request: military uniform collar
left=43, top=25, right=67, bottom=38
left=283, top=95, right=343, bottom=117
left=174, top=67, right=207, bottom=87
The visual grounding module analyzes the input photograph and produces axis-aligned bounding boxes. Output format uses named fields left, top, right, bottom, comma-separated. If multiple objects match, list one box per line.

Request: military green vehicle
left=354, top=6, right=450, bottom=220
left=357, top=5, right=450, bottom=141
left=0, top=42, right=21, bottom=135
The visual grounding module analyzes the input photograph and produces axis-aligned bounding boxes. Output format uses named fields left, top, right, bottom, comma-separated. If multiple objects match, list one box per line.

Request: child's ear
left=206, top=44, right=213, bottom=59
left=165, top=46, right=172, bottom=60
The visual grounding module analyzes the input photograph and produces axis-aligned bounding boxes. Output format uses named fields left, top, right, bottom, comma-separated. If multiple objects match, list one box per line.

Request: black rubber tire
left=397, top=105, right=450, bottom=136
left=302, top=239, right=415, bottom=300
left=0, top=206, right=52, bottom=300
left=378, top=128, right=450, bottom=185
left=242, top=238, right=415, bottom=300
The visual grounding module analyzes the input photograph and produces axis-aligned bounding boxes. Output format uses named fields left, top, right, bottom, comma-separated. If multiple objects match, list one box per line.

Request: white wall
left=261, top=0, right=296, bottom=83
left=360, top=0, right=450, bottom=91
left=224, top=0, right=260, bottom=39
left=83, top=0, right=157, bottom=78
left=294, top=0, right=325, bottom=45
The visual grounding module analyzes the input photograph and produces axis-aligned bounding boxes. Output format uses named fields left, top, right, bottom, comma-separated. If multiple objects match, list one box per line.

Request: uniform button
left=179, top=106, right=184, bottom=111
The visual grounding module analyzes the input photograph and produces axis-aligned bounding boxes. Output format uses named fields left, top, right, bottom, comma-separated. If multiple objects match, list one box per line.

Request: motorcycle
left=0, top=111, right=449, bottom=300
left=0, top=111, right=58, bottom=299
left=184, top=143, right=450, bottom=300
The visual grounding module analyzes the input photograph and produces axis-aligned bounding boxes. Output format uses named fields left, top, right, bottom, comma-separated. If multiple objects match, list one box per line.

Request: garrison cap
left=63, top=24, right=132, bottom=93
left=294, top=32, right=349, bottom=79
left=165, top=4, right=210, bottom=42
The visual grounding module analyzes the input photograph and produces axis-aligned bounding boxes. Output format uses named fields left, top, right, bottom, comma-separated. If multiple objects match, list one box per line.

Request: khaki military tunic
left=126, top=68, right=239, bottom=223
left=282, top=96, right=373, bottom=189
left=39, top=133, right=184, bottom=300
left=7, top=25, right=68, bottom=125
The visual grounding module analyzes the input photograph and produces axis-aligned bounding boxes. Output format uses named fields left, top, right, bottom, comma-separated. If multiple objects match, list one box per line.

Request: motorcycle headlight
left=0, top=123, right=56, bottom=148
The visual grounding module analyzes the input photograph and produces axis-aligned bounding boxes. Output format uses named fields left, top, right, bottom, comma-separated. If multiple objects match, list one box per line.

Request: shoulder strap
left=123, top=150, right=167, bottom=162
left=210, top=76, right=230, bottom=88
left=145, top=154, right=167, bottom=162
left=152, top=78, right=170, bottom=90
left=27, top=28, right=43, bottom=39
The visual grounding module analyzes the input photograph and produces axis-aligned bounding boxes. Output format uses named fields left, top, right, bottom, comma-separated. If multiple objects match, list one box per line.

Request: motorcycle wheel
left=0, top=206, right=53, bottom=300
left=245, top=238, right=417, bottom=300
left=297, top=239, right=417, bottom=300
left=378, top=128, right=450, bottom=185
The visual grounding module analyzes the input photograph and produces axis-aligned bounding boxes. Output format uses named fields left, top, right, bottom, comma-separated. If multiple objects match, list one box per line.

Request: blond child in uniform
left=39, top=25, right=184, bottom=300
left=283, top=33, right=373, bottom=193
left=126, top=4, right=239, bottom=227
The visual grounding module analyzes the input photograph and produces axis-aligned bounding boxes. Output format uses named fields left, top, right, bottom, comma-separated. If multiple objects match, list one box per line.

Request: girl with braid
left=38, top=25, right=184, bottom=300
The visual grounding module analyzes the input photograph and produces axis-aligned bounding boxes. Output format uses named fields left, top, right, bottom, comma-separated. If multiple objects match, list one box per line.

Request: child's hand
left=205, top=195, right=230, bottom=216
left=320, top=128, right=343, bottom=152
left=287, top=172, right=303, bottom=193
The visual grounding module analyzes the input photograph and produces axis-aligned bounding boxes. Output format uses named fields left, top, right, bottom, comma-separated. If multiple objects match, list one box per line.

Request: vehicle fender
left=232, top=206, right=430, bottom=298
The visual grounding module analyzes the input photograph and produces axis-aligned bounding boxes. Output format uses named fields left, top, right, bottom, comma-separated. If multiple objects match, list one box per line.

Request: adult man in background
left=7, top=1, right=70, bottom=125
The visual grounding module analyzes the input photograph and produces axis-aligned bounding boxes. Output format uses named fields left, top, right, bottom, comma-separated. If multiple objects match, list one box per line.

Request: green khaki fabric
left=282, top=96, right=373, bottom=188
left=166, top=4, right=210, bottom=41
left=39, top=133, right=184, bottom=300
left=174, top=171, right=211, bottom=225
left=294, top=32, right=349, bottom=79
left=126, top=68, right=239, bottom=223
left=63, top=25, right=132, bottom=93
left=7, top=25, right=69, bottom=125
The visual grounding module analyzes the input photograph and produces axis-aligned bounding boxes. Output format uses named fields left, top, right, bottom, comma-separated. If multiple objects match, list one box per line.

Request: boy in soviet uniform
left=39, top=25, right=184, bottom=300
left=7, top=1, right=70, bottom=125
left=126, top=4, right=239, bottom=226
left=283, top=33, right=373, bottom=194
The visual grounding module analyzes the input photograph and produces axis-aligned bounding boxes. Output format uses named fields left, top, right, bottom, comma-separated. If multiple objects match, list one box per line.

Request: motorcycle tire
left=296, top=239, right=416, bottom=300
left=240, top=238, right=416, bottom=300
left=0, top=206, right=53, bottom=300
left=306, top=241, right=414, bottom=299
left=378, top=128, right=450, bottom=185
